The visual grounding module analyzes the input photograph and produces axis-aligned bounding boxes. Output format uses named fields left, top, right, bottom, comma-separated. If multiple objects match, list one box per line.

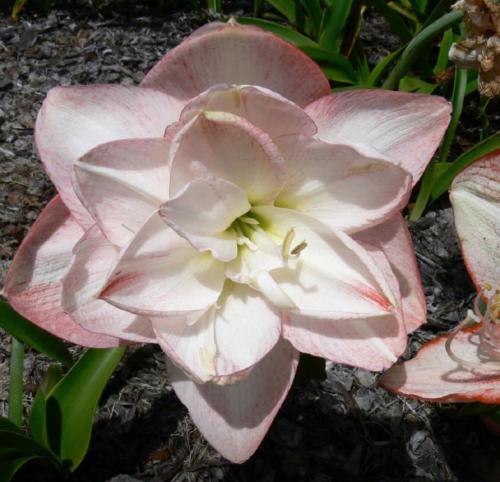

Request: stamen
left=239, top=216, right=260, bottom=225
left=281, top=228, right=295, bottom=260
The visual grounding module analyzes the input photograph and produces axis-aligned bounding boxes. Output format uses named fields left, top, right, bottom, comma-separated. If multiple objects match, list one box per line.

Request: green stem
left=438, top=66, right=467, bottom=163
left=382, top=10, right=462, bottom=90
left=8, top=337, right=25, bottom=427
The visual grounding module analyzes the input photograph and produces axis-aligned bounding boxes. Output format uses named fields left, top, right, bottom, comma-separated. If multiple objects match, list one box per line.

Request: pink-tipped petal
left=74, top=138, right=171, bottom=247
left=305, top=90, right=451, bottom=185
left=3, top=197, right=120, bottom=347
left=282, top=239, right=407, bottom=371
left=167, top=339, right=299, bottom=463
left=62, top=226, right=156, bottom=343
left=159, top=177, right=250, bottom=262
left=380, top=324, right=500, bottom=404
left=179, top=84, right=317, bottom=138
left=141, top=21, right=330, bottom=107
left=275, top=136, right=412, bottom=233
left=101, top=212, right=225, bottom=317
left=354, top=214, right=426, bottom=333
left=36, top=85, right=183, bottom=227
left=253, top=206, right=399, bottom=317
left=169, top=111, right=285, bottom=204
left=450, top=152, right=500, bottom=292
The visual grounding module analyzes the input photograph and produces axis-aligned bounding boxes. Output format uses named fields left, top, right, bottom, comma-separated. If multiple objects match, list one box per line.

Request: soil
left=0, top=2, right=499, bottom=482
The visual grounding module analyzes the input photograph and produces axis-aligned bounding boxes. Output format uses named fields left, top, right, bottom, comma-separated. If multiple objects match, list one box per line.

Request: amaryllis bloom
left=381, top=152, right=500, bottom=404
left=3, top=20, right=451, bottom=462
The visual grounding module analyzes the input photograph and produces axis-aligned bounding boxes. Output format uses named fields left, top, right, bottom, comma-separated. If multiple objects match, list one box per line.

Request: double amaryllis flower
left=381, top=152, right=500, bottom=404
left=3, top=20, right=451, bottom=462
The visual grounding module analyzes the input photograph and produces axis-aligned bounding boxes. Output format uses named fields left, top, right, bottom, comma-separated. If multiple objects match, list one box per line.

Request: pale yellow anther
left=281, top=228, right=295, bottom=260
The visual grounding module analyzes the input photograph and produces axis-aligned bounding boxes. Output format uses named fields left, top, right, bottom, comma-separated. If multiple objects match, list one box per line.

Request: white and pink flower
left=381, top=151, right=500, bottom=405
left=3, top=20, right=451, bottom=461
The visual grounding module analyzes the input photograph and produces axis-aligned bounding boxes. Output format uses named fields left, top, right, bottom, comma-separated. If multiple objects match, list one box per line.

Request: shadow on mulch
left=17, top=361, right=500, bottom=482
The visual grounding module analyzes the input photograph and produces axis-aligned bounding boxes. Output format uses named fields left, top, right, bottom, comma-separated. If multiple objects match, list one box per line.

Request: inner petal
left=160, top=176, right=251, bottom=262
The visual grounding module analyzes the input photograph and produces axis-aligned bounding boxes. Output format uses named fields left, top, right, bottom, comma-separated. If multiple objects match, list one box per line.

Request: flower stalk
left=8, top=336, right=24, bottom=427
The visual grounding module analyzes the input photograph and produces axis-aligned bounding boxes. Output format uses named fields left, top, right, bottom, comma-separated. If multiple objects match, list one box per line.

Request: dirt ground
left=0, top=2, right=499, bottom=481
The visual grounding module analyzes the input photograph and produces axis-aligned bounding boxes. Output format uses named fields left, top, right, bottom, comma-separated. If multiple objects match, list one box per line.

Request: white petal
left=275, top=136, right=411, bottom=233
left=169, top=111, right=286, bottom=204
left=101, top=212, right=225, bottom=316
left=159, top=177, right=250, bottom=261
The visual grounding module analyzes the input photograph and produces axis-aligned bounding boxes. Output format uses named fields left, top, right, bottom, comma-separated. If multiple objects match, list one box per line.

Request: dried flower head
left=450, top=0, right=500, bottom=97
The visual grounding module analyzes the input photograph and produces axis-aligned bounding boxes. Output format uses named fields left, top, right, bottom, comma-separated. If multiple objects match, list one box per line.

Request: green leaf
left=236, top=17, right=317, bottom=47
left=29, top=365, right=63, bottom=447
left=437, top=67, right=467, bottom=163
left=433, top=28, right=454, bottom=75
left=0, top=417, right=22, bottom=434
left=382, top=10, right=463, bottom=90
left=319, top=0, right=354, bottom=53
left=0, top=430, right=61, bottom=468
left=299, top=0, right=322, bottom=39
left=266, top=0, right=310, bottom=33
left=409, top=162, right=449, bottom=221
left=398, top=75, right=437, bottom=93
left=0, top=301, right=73, bottom=368
left=0, top=456, right=43, bottom=482
left=430, top=133, right=500, bottom=201
left=45, top=347, right=125, bottom=471
left=300, top=46, right=358, bottom=83
left=365, top=48, right=402, bottom=87
left=370, top=0, right=413, bottom=42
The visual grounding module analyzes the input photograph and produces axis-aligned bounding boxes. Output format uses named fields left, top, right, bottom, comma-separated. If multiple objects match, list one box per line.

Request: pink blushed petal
left=62, top=226, right=156, bottom=343
left=179, top=84, right=317, bottom=139
left=167, top=339, right=299, bottom=463
left=169, top=111, right=286, bottom=204
left=450, top=152, right=500, bottom=292
left=101, top=212, right=226, bottom=317
left=141, top=21, right=330, bottom=107
left=36, top=85, right=184, bottom=227
left=282, top=241, right=407, bottom=371
left=3, top=196, right=120, bottom=348
left=275, top=135, right=412, bottom=233
left=305, top=90, right=451, bottom=185
left=380, top=324, right=500, bottom=404
left=354, top=214, right=426, bottom=333
left=253, top=206, right=399, bottom=317
left=74, top=138, right=171, bottom=247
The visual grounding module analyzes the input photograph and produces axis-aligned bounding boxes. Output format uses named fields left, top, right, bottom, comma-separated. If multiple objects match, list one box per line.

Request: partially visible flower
left=3, top=20, right=451, bottom=462
left=449, top=0, right=500, bottom=97
left=380, top=151, right=500, bottom=404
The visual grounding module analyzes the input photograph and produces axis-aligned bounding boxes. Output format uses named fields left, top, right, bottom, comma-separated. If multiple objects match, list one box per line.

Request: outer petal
left=275, top=136, right=412, bottom=233
left=179, top=84, right=317, bottom=139
left=36, top=85, right=183, bottom=226
left=74, top=138, right=171, bottom=247
left=153, top=282, right=281, bottom=383
left=167, top=339, right=299, bottom=463
left=281, top=238, right=407, bottom=371
left=450, top=152, right=500, bottom=292
left=101, top=212, right=225, bottom=316
left=62, top=226, right=156, bottom=343
left=305, top=90, right=451, bottom=185
left=354, top=214, right=426, bottom=333
left=380, top=324, right=500, bottom=404
left=141, top=21, right=330, bottom=107
left=169, top=111, right=286, bottom=204
left=3, top=197, right=120, bottom=347
left=159, top=177, right=250, bottom=262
